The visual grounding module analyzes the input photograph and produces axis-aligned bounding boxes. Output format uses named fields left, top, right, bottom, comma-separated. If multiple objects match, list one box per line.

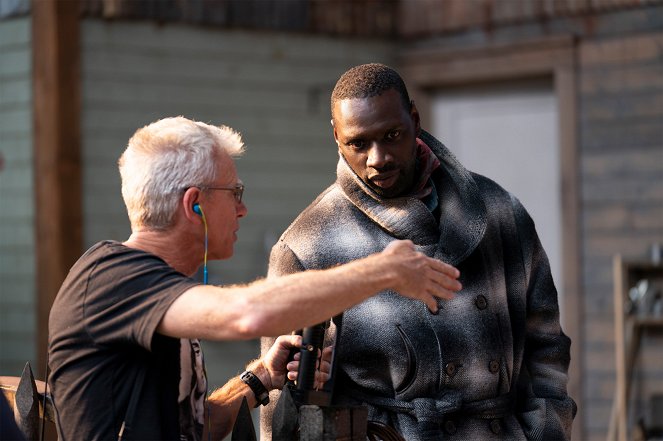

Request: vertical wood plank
left=612, top=255, right=627, bottom=441
left=555, top=43, right=584, bottom=441
left=32, top=0, right=82, bottom=378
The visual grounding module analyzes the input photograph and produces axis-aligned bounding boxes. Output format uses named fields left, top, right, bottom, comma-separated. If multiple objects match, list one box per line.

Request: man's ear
left=182, top=187, right=203, bottom=223
left=331, top=120, right=341, bottom=146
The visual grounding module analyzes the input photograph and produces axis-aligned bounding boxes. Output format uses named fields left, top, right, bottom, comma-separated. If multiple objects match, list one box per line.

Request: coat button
left=489, top=359, right=500, bottom=373
left=445, top=362, right=457, bottom=377
left=490, top=418, right=502, bottom=434
left=444, top=420, right=457, bottom=434
left=475, top=295, right=488, bottom=310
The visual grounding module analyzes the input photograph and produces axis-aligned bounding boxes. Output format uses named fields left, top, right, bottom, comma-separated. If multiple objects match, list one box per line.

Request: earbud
left=193, top=203, right=202, bottom=216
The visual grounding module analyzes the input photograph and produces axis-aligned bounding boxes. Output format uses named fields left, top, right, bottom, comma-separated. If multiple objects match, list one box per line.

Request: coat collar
left=335, top=130, right=487, bottom=265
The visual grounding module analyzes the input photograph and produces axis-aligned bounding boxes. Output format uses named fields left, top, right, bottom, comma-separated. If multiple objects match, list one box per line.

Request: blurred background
left=0, top=0, right=661, bottom=439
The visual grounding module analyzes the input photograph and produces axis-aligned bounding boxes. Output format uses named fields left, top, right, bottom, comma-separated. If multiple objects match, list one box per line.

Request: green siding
left=0, top=16, right=35, bottom=377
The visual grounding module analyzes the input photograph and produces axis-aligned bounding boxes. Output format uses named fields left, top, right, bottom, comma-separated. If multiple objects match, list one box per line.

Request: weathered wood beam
left=32, top=0, right=82, bottom=378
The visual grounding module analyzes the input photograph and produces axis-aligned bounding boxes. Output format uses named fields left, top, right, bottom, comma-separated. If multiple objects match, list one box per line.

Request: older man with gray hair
left=47, top=116, right=461, bottom=440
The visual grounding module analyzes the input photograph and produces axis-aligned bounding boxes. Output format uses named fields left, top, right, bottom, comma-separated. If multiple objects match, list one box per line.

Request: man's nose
left=366, top=143, right=390, bottom=169
left=237, top=200, right=248, bottom=218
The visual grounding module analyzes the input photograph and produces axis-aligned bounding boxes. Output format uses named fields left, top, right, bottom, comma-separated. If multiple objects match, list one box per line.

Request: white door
left=431, top=79, right=564, bottom=322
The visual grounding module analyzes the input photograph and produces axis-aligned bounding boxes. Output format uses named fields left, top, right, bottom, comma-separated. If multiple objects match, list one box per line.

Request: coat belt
left=346, top=388, right=514, bottom=422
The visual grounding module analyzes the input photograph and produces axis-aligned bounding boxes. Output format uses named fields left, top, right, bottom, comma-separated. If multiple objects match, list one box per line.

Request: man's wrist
left=246, top=359, right=272, bottom=389
left=366, top=252, right=397, bottom=290
left=239, top=370, right=270, bottom=407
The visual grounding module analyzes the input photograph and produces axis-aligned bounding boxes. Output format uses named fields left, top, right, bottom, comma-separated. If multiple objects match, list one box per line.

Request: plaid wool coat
left=261, top=131, right=576, bottom=441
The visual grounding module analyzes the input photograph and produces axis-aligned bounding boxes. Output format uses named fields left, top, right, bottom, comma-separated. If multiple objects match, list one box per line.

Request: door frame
left=398, top=34, right=583, bottom=439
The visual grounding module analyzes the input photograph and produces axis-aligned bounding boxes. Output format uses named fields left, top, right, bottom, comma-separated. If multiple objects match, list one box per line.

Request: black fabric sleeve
left=83, top=245, right=199, bottom=351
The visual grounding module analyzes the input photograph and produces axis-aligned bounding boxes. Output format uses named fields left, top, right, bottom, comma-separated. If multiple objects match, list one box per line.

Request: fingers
left=422, top=296, right=439, bottom=314
left=274, top=334, right=303, bottom=349
left=290, top=348, right=332, bottom=372
left=286, top=346, right=334, bottom=385
left=383, top=239, right=414, bottom=254
left=427, top=262, right=462, bottom=295
left=264, top=336, right=336, bottom=390
left=314, top=371, right=330, bottom=389
left=286, top=361, right=331, bottom=386
left=321, top=346, right=333, bottom=366
left=420, top=257, right=462, bottom=313
left=428, top=257, right=461, bottom=280
left=420, top=261, right=461, bottom=313
left=387, top=247, right=462, bottom=313
left=262, top=334, right=304, bottom=389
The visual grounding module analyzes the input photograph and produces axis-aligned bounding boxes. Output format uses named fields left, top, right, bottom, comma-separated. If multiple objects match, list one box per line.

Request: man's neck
left=124, top=229, right=201, bottom=276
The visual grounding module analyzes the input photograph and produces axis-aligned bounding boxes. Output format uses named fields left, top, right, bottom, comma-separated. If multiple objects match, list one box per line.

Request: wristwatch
left=240, top=370, right=270, bottom=407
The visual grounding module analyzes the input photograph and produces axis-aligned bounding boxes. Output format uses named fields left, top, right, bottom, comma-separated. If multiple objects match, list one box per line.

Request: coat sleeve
left=511, top=196, right=577, bottom=441
left=259, top=240, right=306, bottom=441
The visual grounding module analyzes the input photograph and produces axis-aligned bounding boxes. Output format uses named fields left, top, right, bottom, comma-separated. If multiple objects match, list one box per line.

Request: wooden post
left=14, top=362, right=41, bottom=440
left=32, top=0, right=82, bottom=378
left=299, top=405, right=368, bottom=441
left=554, top=41, right=584, bottom=441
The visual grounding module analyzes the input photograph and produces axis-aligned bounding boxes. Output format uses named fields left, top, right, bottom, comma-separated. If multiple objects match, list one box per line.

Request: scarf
left=409, top=137, right=441, bottom=201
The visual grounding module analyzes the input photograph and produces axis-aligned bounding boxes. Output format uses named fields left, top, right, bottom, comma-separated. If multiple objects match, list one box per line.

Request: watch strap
left=240, top=370, right=270, bottom=407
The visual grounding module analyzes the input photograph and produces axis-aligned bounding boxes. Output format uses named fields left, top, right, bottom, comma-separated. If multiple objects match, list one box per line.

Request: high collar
left=335, top=130, right=487, bottom=266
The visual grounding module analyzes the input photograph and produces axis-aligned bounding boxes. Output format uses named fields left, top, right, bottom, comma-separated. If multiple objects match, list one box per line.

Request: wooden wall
left=579, top=26, right=663, bottom=440
left=399, top=0, right=663, bottom=36
left=81, top=0, right=398, bottom=37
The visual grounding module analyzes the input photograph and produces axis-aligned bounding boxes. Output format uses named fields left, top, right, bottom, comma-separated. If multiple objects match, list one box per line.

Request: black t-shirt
left=48, top=241, right=202, bottom=440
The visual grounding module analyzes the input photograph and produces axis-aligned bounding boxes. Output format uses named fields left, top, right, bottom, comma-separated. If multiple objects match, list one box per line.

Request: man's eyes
left=347, top=131, right=400, bottom=149
left=385, top=130, right=401, bottom=141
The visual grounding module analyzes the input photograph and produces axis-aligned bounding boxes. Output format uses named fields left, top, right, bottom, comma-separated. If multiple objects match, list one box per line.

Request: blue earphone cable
left=199, top=206, right=209, bottom=285
left=194, top=204, right=212, bottom=439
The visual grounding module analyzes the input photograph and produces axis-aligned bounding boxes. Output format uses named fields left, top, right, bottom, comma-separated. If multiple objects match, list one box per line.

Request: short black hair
left=331, top=63, right=411, bottom=120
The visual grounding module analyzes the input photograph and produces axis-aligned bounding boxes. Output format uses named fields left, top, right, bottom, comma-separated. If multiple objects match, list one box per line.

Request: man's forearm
left=161, top=252, right=394, bottom=340
left=205, top=378, right=250, bottom=440
left=205, top=360, right=269, bottom=439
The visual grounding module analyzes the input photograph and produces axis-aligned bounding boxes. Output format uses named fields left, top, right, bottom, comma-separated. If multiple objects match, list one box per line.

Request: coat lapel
left=335, top=130, right=487, bottom=266
left=336, top=154, right=440, bottom=246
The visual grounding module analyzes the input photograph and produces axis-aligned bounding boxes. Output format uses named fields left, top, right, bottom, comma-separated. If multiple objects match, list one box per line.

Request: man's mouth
left=369, top=170, right=399, bottom=189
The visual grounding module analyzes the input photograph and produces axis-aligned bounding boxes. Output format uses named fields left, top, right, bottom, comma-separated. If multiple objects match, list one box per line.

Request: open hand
left=381, top=240, right=462, bottom=313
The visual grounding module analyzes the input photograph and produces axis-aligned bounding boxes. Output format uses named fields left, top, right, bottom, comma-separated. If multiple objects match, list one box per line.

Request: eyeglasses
left=200, top=183, right=244, bottom=203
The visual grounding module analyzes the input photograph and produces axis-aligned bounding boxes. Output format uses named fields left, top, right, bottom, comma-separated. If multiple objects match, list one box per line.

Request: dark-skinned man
left=262, top=64, right=576, bottom=441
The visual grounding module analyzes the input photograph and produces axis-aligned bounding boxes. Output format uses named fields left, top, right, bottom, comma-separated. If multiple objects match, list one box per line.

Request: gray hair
left=118, top=116, right=245, bottom=230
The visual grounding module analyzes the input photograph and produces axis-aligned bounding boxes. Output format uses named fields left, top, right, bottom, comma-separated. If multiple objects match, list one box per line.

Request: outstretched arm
left=157, top=239, right=461, bottom=341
